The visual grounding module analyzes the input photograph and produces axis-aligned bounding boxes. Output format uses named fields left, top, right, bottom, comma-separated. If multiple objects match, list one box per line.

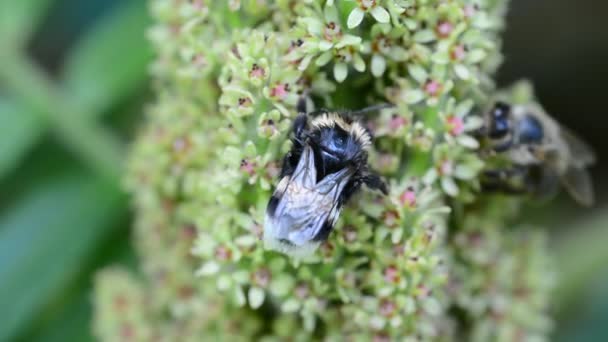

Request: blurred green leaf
left=0, top=0, right=54, bottom=46
left=1, top=50, right=124, bottom=182
left=0, top=172, right=126, bottom=341
left=554, top=207, right=608, bottom=313
left=30, top=289, right=95, bottom=342
left=62, top=1, right=152, bottom=115
left=0, top=99, right=44, bottom=180
left=556, top=271, right=608, bottom=342
left=25, top=229, right=135, bottom=342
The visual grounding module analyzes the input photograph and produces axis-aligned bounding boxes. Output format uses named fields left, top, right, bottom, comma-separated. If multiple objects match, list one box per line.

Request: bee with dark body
left=479, top=101, right=596, bottom=206
left=264, top=101, right=389, bottom=257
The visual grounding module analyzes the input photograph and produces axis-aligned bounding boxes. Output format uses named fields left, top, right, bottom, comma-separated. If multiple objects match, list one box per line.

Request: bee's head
left=517, top=114, right=544, bottom=144
left=488, top=102, right=512, bottom=138
left=487, top=101, right=514, bottom=151
left=308, top=113, right=371, bottom=175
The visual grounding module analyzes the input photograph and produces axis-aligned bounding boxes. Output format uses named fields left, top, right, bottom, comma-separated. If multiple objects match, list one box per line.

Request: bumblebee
left=479, top=101, right=596, bottom=206
left=264, top=102, right=389, bottom=257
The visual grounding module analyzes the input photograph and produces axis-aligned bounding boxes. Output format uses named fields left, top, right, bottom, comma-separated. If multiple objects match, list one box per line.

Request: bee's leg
left=480, top=179, right=528, bottom=195
left=483, top=165, right=558, bottom=200
left=292, top=113, right=308, bottom=142
left=483, top=166, right=528, bottom=181
left=279, top=152, right=296, bottom=178
left=525, top=165, right=560, bottom=201
left=362, top=172, right=389, bottom=195
left=481, top=166, right=529, bottom=195
left=469, top=124, right=486, bottom=140
left=295, top=87, right=316, bottom=114
left=335, top=171, right=387, bottom=208
left=338, top=179, right=363, bottom=207
left=279, top=114, right=309, bottom=179
left=296, top=93, right=308, bottom=114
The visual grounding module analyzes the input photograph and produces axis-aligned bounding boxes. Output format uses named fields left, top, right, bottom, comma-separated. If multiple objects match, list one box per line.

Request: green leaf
left=24, top=229, right=135, bottom=342
left=0, top=99, right=44, bottom=180
left=554, top=208, right=608, bottom=314
left=0, top=0, right=54, bottom=46
left=62, top=1, right=152, bottom=116
left=28, top=289, right=95, bottom=342
left=556, top=271, right=608, bottom=342
left=1, top=50, right=124, bottom=182
left=0, top=172, right=126, bottom=341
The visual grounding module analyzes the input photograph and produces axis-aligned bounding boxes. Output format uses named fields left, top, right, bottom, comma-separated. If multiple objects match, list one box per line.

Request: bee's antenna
left=350, top=103, right=395, bottom=116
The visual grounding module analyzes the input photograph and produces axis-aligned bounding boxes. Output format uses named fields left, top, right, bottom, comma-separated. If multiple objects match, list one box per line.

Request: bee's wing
left=275, top=187, right=341, bottom=246
left=290, top=143, right=316, bottom=188
left=560, top=165, right=595, bottom=207
left=561, top=126, right=596, bottom=168
left=264, top=145, right=353, bottom=257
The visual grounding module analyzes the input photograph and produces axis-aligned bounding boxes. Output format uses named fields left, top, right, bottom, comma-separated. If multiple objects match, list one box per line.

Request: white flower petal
left=234, top=286, right=246, bottom=307
left=298, top=55, right=313, bottom=71
left=454, top=164, right=478, bottom=180
left=404, top=89, right=425, bottom=104
left=217, top=275, right=232, bottom=290
left=455, top=99, right=474, bottom=117
left=353, top=54, right=366, bottom=72
left=324, top=4, right=339, bottom=23
left=431, top=51, right=450, bottom=65
left=391, top=228, right=404, bottom=244
left=304, top=18, right=323, bottom=36
left=464, top=116, right=484, bottom=131
left=441, top=177, right=459, bottom=196
left=318, top=40, right=334, bottom=51
left=339, top=34, right=362, bottom=47
left=371, top=54, right=386, bottom=77
left=408, top=64, right=428, bottom=84
left=195, top=261, right=220, bottom=276
left=413, top=29, right=436, bottom=43
left=457, top=135, right=480, bottom=149
left=454, top=64, right=471, bottom=80
left=235, top=234, right=257, bottom=247
left=423, top=168, right=438, bottom=185
left=347, top=7, right=365, bottom=28
left=466, top=49, right=487, bottom=64
left=333, top=62, right=348, bottom=82
left=281, top=298, right=301, bottom=313
left=424, top=297, right=442, bottom=316
left=371, top=6, right=390, bottom=23
left=315, top=51, right=333, bottom=66
left=248, top=286, right=266, bottom=309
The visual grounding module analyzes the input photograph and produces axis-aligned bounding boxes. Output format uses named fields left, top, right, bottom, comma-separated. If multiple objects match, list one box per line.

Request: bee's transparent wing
left=560, top=165, right=595, bottom=207
left=264, top=145, right=353, bottom=257
left=561, top=126, right=597, bottom=168
left=556, top=126, right=595, bottom=206
left=290, top=143, right=317, bottom=188
left=278, top=188, right=340, bottom=246
left=269, top=167, right=352, bottom=244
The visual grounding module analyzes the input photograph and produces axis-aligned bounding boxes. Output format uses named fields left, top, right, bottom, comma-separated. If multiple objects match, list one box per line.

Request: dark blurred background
left=0, top=0, right=606, bottom=341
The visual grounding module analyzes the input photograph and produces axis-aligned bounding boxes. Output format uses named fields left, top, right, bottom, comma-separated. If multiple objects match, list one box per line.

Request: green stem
left=0, top=49, right=123, bottom=183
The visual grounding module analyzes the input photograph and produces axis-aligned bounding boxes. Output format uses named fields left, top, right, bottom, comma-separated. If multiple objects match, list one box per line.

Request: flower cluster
left=93, top=0, right=555, bottom=340
left=449, top=199, right=555, bottom=341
